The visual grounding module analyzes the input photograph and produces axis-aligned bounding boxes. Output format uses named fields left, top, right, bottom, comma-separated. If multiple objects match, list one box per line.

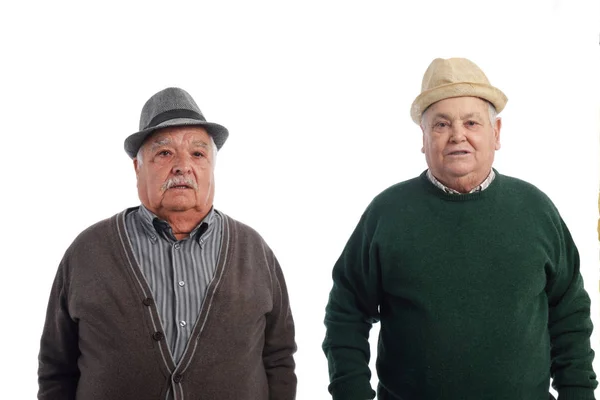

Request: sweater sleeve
left=323, top=213, right=380, bottom=400
left=547, top=219, right=597, bottom=399
left=263, top=253, right=297, bottom=400
left=38, top=258, right=80, bottom=400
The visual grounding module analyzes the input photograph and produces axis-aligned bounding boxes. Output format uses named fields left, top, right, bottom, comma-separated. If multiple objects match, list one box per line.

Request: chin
left=450, top=169, right=474, bottom=178
left=444, top=164, right=475, bottom=176
left=161, top=201, right=197, bottom=212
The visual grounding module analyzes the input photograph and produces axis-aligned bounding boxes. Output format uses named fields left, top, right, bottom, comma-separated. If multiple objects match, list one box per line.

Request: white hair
left=487, top=102, right=498, bottom=124
left=421, top=101, right=498, bottom=127
left=136, top=135, right=218, bottom=167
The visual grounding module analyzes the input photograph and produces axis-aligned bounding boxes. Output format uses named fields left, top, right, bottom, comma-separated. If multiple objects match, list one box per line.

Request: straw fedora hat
left=124, top=87, right=229, bottom=158
left=410, top=58, right=507, bottom=124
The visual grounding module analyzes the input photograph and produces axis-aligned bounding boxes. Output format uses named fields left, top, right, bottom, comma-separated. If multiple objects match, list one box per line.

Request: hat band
left=145, top=109, right=206, bottom=130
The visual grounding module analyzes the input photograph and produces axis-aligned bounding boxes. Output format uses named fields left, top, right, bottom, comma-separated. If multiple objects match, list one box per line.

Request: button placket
left=172, top=240, right=186, bottom=358
left=142, top=297, right=154, bottom=306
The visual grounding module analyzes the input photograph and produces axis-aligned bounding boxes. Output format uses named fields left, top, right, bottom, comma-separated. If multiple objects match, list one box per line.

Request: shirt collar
left=426, top=169, right=496, bottom=194
left=137, top=204, right=215, bottom=243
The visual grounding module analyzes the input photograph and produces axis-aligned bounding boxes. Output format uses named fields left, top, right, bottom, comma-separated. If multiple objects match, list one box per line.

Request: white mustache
left=161, top=177, right=198, bottom=191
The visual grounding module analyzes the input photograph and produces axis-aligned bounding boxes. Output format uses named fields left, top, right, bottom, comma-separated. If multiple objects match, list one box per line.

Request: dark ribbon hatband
left=145, top=109, right=206, bottom=129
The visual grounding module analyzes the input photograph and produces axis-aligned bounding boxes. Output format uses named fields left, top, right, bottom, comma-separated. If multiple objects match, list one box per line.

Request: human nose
left=171, top=154, right=192, bottom=175
left=449, top=125, right=466, bottom=143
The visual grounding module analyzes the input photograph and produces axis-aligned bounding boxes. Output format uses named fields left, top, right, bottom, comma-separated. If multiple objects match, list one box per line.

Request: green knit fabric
left=323, top=170, right=597, bottom=400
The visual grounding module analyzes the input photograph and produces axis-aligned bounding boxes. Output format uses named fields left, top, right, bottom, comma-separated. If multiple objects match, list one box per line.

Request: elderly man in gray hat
left=38, top=87, right=297, bottom=400
left=322, top=58, right=597, bottom=400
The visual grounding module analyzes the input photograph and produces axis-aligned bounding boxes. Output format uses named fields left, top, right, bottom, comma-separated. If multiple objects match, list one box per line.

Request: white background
left=1, top=1, right=598, bottom=398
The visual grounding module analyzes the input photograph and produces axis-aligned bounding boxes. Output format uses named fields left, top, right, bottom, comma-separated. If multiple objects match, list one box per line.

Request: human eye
left=466, top=120, right=478, bottom=127
left=156, top=149, right=172, bottom=157
left=192, top=151, right=205, bottom=158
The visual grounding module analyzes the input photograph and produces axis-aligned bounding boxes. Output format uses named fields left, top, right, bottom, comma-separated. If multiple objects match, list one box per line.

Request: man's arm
left=263, top=254, right=297, bottom=400
left=38, top=260, right=80, bottom=400
left=323, top=213, right=380, bottom=400
left=547, top=219, right=597, bottom=399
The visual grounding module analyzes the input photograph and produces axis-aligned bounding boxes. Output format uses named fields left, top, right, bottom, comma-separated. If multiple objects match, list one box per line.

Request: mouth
left=447, top=150, right=470, bottom=156
left=168, top=184, right=192, bottom=190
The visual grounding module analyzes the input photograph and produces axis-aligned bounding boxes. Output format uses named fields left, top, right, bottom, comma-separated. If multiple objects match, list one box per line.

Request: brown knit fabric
left=38, top=209, right=297, bottom=400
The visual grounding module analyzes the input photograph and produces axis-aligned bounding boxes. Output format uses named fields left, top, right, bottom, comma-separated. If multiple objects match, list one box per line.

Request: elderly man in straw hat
left=37, top=88, right=297, bottom=400
left=323, top=58, right=597, bottom=400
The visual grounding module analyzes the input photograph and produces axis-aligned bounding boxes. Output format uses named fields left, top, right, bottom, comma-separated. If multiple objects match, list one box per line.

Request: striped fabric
left=125, top=205, right=222, bottom=363
left=426, top=169, right=496, bottom=194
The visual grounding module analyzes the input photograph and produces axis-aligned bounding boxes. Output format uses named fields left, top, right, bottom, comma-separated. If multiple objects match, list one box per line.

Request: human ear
left=133, top=158, right=140, bottom=177
left=494, top=117, right=502, bottom=150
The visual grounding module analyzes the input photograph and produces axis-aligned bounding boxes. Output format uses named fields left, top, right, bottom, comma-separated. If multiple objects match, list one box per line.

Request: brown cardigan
left=38, top=209, right=297, bottom=400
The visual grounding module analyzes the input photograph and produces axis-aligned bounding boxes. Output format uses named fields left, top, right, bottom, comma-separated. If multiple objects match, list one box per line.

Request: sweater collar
left=426, top=169, right=496, bottom=194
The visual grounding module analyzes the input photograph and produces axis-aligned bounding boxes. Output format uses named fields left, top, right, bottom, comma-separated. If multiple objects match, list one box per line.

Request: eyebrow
left=150, top=138, right=171, bottom=150
left=191, top=140, right=209, bottom=149
left=149, top=138, right=209, bottom=150
left=431, top=112, right=452, bottom=121
left=460, top=112, right=484, bottom=120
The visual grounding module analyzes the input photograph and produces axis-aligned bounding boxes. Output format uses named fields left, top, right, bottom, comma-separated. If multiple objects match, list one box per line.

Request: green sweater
left=323, top=170, right=597, bottom=400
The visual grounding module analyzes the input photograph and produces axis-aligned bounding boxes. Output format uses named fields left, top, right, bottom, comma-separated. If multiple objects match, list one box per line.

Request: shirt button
left=142, top=297, right=153, bottom=306
left=179, top=320, right=187, bottom=327
left=174, top=243, right=180, bottom=250
left=152, top=331, right=164, bottom=341
left=173, top=373, right=183, bottom=383
left=178, top=281, right=185, bottom=287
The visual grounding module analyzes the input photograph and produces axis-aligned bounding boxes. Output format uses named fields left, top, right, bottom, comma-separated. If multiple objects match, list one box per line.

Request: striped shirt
left=125, top=205, right=222, bottom=363
left=426, top=169, right=496, bottom=194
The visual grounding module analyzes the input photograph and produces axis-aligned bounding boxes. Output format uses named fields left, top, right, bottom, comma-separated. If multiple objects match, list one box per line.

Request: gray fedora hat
left=124, top=87, right=229, bottom=158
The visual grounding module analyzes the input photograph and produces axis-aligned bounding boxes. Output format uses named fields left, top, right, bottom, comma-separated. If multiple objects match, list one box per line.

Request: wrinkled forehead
left=142, top=126, right=212, bottom=151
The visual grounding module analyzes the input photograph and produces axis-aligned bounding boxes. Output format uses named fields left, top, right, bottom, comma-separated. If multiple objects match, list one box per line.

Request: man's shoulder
left=215, top=210, right=280, bottom=260
left=215, top=210, right=267, bottom=243
left=497, top=172, right=540, bottom=191
left=370, top=173, right=427, bottom=209
left=497, top=172, right=556, bottom=208
left=66, top=209, right=129, bottom=253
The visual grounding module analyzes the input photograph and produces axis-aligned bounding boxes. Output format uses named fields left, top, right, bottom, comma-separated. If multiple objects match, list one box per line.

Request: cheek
left=469, top=131, right=495, bottom=149
left=481, top=137, right=498, bottom=154
left=426, top=139, right=445, bottom=157
left=139, top=168, right=169, bottom=192
left=194, top=164, right=214, bottom=180
left=200, top=172, right=214, bottom=190
left=150, top=177, right=165, bottom=190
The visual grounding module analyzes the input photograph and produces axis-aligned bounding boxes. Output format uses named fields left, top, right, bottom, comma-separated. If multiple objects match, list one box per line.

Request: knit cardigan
left=38, top=209, right=297, bottom=400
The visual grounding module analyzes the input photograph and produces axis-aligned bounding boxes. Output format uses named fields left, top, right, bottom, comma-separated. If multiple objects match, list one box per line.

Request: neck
left=435, top=171, right=490, bottom=194
left=158, top=208, right=210, bottom=240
